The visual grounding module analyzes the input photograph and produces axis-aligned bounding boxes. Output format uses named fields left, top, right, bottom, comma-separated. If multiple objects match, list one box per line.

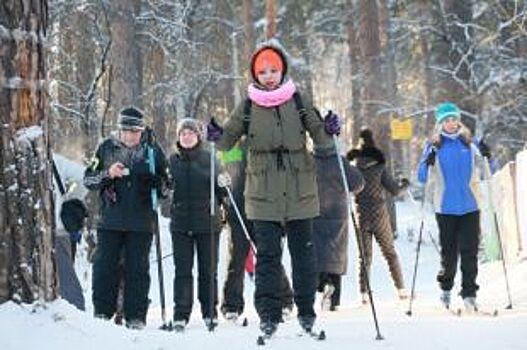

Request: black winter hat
left=118, top=106, right=145, bottom=131
left=359, top=128, right=375, bottom=147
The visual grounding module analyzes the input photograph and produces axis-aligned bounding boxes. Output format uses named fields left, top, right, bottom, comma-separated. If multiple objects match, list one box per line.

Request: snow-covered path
left=1, top=200, right=526, bottom=350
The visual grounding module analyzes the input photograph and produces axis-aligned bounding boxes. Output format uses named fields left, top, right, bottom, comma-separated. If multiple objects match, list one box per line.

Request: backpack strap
left=292, top=92, right=308, bottom=130
left=52, top=159, right=66, bottom=196
left=243, top=98, right=252, bottom=135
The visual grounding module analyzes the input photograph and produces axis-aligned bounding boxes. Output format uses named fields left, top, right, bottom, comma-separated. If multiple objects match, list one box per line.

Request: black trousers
left=253, top=219, right=317, bottom=323
left=436, top=211, right=480, bottom=298
left=317, top=272, right=341, bottom=307
left=92, top=229, right=153, bottom=323
left=221, top=216, right=293, bottom=315
left=172, top=230, right=220, bottom=322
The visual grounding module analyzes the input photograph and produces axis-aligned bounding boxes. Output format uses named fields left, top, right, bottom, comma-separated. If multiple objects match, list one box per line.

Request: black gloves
left=399, top=178, right=410, bottom=189
left=426, top=149, right=436, bottom=166
left=479, top=140, right=492, bottom=158
left=139, top=172, right=162, bottom=189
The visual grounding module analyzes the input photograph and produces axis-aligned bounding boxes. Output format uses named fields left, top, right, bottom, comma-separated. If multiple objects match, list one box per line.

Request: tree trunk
left=109, top=0, right=142, bottom=123
left=430, top=1, right=474, bottom=114
left=243, top=0, right=255, bottom=84
left=265, top=0, right=277, bottom=39
left=416, top=0, right=435, bottom=133
left=346, top=0, right=362, bottom=145
left=151, top=44, right=168, bottom=151
left=0, top=0, right=56, bottom=304
left=358, top=0, right=390, bottom=159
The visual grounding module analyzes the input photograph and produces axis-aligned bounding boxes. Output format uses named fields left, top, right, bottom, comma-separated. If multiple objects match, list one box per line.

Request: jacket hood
left=250, top=39, right=290, bottom=84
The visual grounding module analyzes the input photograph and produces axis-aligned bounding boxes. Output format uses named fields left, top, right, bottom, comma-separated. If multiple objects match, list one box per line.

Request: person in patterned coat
left=347, top=128, right=409, bottom=303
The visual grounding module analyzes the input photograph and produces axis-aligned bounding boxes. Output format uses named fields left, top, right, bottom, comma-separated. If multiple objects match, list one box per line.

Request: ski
left=454, top=308, right=499, bottom=317
left=298, top=329, right=326, bottom=340
left=256, top=329, right=326, bottom=346
left=444, top=306, right=498, bottom=318
left=225, top=316, right=249, bottom=327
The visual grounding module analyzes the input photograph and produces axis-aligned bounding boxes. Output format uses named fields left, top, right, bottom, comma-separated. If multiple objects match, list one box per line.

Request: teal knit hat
left=435, top=102, right=461, bottom=124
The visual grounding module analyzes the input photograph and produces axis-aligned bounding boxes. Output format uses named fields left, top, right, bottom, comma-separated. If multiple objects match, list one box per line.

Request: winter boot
left=361, top=293, right=369, bottom=305
left=398, top=288, right=410, bottom=300
left=281, top=304, right=294, bottom=321
left=260, top=320, right=278, bottom=336
left=440, top=290, right=451, bottom=309
left=321, top=284, right=335, bottom=311
left=463, top=297, right=478, bottom=313
left=172, top=319, right=186, bottom=332
left=223, top=311, right=239, bottom=322
left=204, top=317, right=218, bottom=330
left=298, top=315, right=316, bottom=333
left=125, top=319, right=145, bottom=330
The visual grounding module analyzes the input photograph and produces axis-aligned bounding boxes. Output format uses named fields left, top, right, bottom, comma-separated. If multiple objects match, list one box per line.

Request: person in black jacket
left=169, top=118, right=226, bottom=331
left=83, top=107, right=169, bottom=329
left=313, top=144, right=364, bottom=311
left=347, top=128, right=409, bottom=303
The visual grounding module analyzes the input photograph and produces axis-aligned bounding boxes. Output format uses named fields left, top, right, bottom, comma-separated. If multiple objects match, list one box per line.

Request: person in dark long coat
left=313, top=144, right=364, bottom=311
left=347, top=128, right=409, bottom=303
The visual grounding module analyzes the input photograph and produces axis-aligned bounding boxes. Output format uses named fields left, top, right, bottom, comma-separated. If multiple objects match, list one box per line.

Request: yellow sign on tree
left=391, top=118, right=413, bottom=140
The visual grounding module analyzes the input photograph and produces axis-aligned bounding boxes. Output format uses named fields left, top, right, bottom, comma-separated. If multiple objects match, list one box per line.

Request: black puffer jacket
left=313, top=146, right=364, bottom=274
left=169, top=143, right=225, bottom=235
left=83, top=135, right=169, bottom=233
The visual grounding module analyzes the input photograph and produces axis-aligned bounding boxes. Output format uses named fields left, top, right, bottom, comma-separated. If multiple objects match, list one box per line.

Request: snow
left=1, top=200, right=527, bottom=350
left=15, top=125, right=43, bottom=143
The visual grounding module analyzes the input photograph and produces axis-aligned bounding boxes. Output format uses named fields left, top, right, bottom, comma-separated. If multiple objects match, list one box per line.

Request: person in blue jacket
left=417, top=102, right=487, bottom=311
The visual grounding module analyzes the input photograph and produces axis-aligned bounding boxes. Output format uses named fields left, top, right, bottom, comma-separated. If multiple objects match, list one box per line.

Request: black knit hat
left=118, top=107, right=145, bottom=131
left=359, top=128, right=375, bottom=147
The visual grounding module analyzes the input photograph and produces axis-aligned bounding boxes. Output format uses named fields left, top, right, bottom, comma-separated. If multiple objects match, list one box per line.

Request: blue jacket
left=417, top=133, right=485, bottom=215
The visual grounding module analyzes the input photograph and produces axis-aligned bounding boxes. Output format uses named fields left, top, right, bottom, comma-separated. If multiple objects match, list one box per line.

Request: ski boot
left=321, top=284, right=335, bottom=311
left=463, top=297, right=478, bottom=313
left=204, top=317, right=218, bottom=331
left=398, top=288, right=410, bottom=300
left=172, top=319, right=186, bottom=333
left=260, top=320, right=278, bottom=337
left=440, top=290, right=451, bottom=309
left=298, top=315, right=316, bottom=333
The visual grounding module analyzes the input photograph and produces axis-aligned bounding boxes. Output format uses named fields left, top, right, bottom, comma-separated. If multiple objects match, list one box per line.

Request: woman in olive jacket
left=206, top=40, right=341, bottom=335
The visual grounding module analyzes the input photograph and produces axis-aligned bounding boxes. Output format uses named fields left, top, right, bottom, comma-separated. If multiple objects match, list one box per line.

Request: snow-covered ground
left=1, top=199, right=526, bottom=350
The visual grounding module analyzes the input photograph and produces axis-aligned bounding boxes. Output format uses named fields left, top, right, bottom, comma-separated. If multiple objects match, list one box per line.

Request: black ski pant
left=317, top=272, right=341, bottom=307
left=221, top=215, right=293, bottom=315
left=253, top=219, right=317, bottom=324
left=436, top=211, right=480, bottom=298
left=92, top=229, right=153, bottom=323
left=172, top=230, right=220, bottom=322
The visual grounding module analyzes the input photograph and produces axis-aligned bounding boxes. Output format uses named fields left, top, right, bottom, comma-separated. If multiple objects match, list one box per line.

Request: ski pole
left=333, top=135, right=383, bottom=340
left=225, top=185, right=257, bottom=254
left=147, top=144, right=169, bottom=330
left=482, top=157, right=513, bottom=309
left=406, top=189, right=440, bottom=255
left=405, top=165, right=431, bottom=317
left=208, top=141, right=218, bottom=331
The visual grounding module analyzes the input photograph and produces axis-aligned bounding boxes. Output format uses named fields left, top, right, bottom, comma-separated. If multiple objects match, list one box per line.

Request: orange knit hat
left=252, top=48, right=284, bottom=75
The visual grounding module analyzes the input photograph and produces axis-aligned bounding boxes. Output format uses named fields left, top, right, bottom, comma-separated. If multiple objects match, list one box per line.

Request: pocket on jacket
left=245, top=161, right=269, bottom=201
left=291, top=155, right=316, bottom=200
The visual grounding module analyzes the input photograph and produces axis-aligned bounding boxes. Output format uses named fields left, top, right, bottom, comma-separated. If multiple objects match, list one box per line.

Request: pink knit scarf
left=247, top=79, right=297, bottom=107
